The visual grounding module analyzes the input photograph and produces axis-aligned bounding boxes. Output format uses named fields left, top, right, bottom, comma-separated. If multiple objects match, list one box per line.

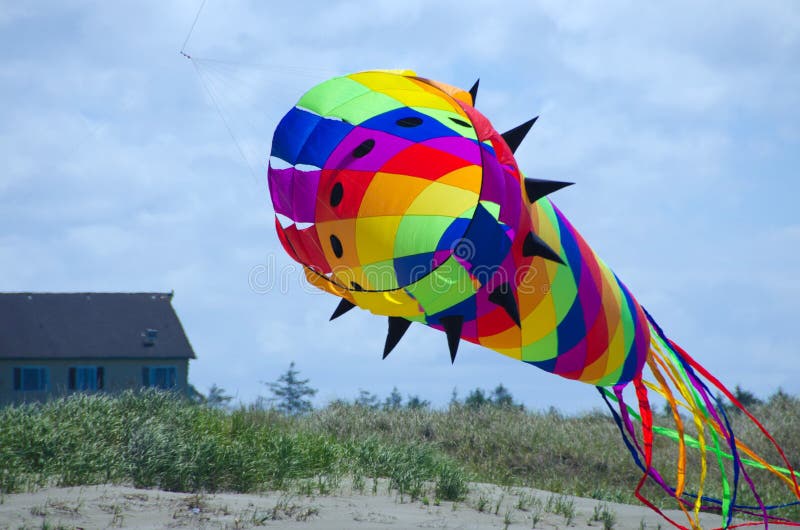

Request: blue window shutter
left=97, top=367, right=104, bottom=390
left=68, top=367, right=76, bottom=390
left=142, top=366, right=149, bottom=386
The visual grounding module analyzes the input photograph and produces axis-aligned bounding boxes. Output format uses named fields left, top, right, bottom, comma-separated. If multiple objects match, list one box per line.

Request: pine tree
left=449, top=387, right=459, bottom=407
left=265, top=362, right=317, bottom=416
left=490, top=384, right=517, bottom=408
left=206, top=383, right=233, bottom=409
left=355, top=389, right=379, bottom=409
left=464, top=388, right=488, bottom=409
left=406, top=394, right=430, bottom=410
left=732, top=385, right=762, bottom=410
left=383, top=387, right=403, bottom=410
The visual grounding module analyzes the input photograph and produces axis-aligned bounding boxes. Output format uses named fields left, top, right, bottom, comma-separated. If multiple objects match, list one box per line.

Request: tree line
left=197, top=362, right=786, bottom=417
left=197, top=361, right=524, bottom=415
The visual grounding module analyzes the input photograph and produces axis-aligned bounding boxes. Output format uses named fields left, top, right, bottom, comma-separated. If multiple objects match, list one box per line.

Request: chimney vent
left=143, top=328, right=158, bottom=346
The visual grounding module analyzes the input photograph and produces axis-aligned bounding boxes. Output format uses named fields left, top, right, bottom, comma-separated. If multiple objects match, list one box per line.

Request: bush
left=0, top=391, right=467, bottom=500
left=2, top=389, right=798, bottom=522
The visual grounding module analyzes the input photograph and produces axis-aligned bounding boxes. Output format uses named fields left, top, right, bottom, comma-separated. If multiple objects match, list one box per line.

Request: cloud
left=1, top=0, right=798, bottom=410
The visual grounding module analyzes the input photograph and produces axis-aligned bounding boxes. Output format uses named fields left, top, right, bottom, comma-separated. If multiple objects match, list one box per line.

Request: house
left=0, top=292, right=197, bottom=405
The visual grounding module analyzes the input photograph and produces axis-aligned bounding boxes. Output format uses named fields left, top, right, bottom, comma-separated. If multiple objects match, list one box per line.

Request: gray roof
left=0, top=293, right=196, bottom=360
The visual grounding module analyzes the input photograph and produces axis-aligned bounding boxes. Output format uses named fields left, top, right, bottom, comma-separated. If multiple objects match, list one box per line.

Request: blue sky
left=2, top=1, right=798, bottom=411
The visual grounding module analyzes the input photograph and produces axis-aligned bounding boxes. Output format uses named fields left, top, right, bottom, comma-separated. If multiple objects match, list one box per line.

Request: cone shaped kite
left=267, top=70, right=799, bottom=529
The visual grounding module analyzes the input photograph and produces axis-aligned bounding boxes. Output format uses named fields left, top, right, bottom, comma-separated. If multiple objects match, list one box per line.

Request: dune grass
left=1, top=390, right=798, bottom=521
left=309, top=396, right=800, bottom=519
left=0, top=391, right=466, bottom=502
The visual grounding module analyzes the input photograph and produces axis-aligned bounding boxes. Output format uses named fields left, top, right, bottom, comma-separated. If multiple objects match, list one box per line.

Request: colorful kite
left=267, top=70, right=799, bottom=528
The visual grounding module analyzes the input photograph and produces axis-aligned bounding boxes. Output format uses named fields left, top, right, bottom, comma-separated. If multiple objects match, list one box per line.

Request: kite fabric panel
left=267, top=70, right=799, bottom=529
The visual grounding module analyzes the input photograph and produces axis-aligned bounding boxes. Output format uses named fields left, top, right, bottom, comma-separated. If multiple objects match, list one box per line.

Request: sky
left=1, top=1, right=798, bottom=412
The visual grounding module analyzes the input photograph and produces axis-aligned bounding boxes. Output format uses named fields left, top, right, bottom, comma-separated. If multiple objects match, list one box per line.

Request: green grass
left=1, top=390, right=799, bottom=522
left=308, top=397, right=800, bottom=520
left=0, top=391, right=466, bottom=501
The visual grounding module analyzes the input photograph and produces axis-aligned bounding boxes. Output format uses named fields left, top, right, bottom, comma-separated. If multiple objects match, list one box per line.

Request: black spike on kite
left=383, top=317, right=412, bottom=359
left=488, top=282, right=521, bottom=327
left=439, top=315, right=464, bottom=363
left=523, top=232, right=566, bottom=265
left=469, top=79, right=480, bottom=106
left=523, top=177, right=574, bottom=204
left=501, top=116, right=538, bottom=154
left=329, top=298, right=356, bottom=321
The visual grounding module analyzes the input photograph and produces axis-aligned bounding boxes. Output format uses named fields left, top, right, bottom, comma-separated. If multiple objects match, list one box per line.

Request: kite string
left=181, top=0, right=207, bottom=56
left=191, top=59, right=337, bottom=282
left=191, top=60, right=261, bottom=183
left=175, top=0, right=344, bottom=284
left=178, top=0, right=260, bottom=180
left=176, top=4, right=335, bottom=269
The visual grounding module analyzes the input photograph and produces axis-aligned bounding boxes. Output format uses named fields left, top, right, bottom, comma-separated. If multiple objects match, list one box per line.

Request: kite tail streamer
left=600, top=310, right=800, bottom=529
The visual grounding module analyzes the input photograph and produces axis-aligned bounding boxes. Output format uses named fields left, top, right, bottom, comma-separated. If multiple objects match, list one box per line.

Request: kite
left=267, top=70, right=799, bottom=528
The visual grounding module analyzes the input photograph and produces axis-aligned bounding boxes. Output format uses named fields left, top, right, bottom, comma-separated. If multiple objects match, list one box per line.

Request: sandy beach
left=0, top=481, right=738, bottom=530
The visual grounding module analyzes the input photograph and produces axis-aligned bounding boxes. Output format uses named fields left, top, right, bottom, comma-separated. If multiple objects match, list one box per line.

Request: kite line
left=180, top=0, right=206, bottom=58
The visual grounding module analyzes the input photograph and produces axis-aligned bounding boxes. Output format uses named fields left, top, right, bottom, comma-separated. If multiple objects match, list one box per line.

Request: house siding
left=0, top=358, right=190, bottom=405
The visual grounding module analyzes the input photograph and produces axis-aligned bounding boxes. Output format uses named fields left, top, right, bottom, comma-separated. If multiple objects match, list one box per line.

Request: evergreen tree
left=265, top=362, right=317, bottom=416
left=768, top=387, right=792, bottom=406
left=355, top=389, right=379, bottom=409
left=206, top=383, right=233, bottom=409
left=732, top=385, right=762, bottom=410
left=383, top=386, right=403, bottom=410
left=490, top=383, right=521, bottom=409
left=406, top=394, right=430, bottom=410
left=464, top=388, right=488, bottom=409
left=463, top=385, right=522, bottom=410
left=449, top=387, right=459, bottom=407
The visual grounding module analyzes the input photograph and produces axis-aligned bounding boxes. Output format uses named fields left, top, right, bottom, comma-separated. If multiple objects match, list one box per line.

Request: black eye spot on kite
left=449, top=117, right=472, bottom=128
left=351, top=281, right=364, bottom=291
left=330, top=182, right=343, bottom=207
left=330, top=235, right=343, bottom=258
left=352, top=139, right=375, bottom=158
left=396, top=117, right=423, bottom=127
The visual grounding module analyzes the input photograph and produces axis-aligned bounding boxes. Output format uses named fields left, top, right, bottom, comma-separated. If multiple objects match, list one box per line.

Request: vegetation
left=261, top=362, right=316, bottom=416
left=0, top=390, right=465, bottom=502
left=351, top=387, right=430, bottom=411
left=327, top=391, right=800, bottom=512
left=205, top=383, right=233, bottom=409
left=463, top=384, right=523, bottom=410
left=1, top=382, right=798, bottom=522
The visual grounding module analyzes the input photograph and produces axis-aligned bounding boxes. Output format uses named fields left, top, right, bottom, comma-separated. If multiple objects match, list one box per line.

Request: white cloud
left=1, top=0, right=798, bottom=409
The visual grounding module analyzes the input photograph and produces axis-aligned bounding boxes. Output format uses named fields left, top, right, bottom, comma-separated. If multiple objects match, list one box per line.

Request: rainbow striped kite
left=267, top=70, right=799, bottom=529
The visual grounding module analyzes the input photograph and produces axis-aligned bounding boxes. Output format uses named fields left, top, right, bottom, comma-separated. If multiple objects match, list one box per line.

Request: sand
left=0, top=480, right=778, bottom=529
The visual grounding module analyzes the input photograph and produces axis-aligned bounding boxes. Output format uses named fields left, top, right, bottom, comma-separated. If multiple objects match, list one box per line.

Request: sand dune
left=0, top=480, right=752, bottom=529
